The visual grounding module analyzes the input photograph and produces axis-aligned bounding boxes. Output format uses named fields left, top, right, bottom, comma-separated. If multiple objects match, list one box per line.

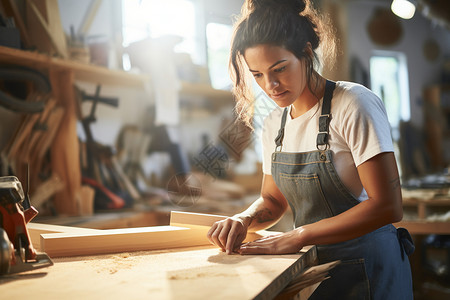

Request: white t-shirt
left=262, top=81, right=394, bottom=201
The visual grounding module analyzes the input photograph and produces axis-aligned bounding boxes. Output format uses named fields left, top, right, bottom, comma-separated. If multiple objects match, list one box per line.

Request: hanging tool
left=80, top=84, right=119, bottom=180
left=0, top=176, right=53, bottom=275
left=0, top=66, right=50, bottom=113
left=79, top=85, right=135, bottom=210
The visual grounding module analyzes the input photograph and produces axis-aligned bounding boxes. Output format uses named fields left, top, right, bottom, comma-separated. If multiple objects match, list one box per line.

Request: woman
left=206, top=0, right=414, bottom=298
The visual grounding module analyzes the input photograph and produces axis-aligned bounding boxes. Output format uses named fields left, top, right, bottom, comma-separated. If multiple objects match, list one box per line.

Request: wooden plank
left=0, top=246, right=316, bottom=300
left=170, top=211, right=229, bottom=228
left=30, top=174, right=65, bottom=210
left=26, top=0, right=67, bottom=58
left=34, top=106, right=65, bottom=161
left=31, top=210, right=170, bottom=229
left=28, top=222, right=101, bottom=250
left=395, top=221, right=450, bottom=235
left=44, top=0, right=68, bottom=58
left=180, top=81, right=233, bottom=102
left=417, top=202, right=426, bottom=219
left=79, top=185, right=95, bottom=216
left=40, top=226, right=213, bottom=258
left=23, top=97, right=57, bottom=162
left=77, top=0, right=103, bottom=37
left=170, top=211, right=266, bottom=241
left=49, top=68, right=81, bottom=215
left=0, top=46, right=149, bottom=88
left=28, top=222, right=101, bottom=234
left=38, top=211, right=276, bottom=258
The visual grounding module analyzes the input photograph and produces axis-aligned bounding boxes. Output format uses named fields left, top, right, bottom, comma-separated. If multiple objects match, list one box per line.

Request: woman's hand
left=238, top=228, right=305, bottom=255
left=207, top=215, right=251, bottom=254
left=207, top=174, right=289, bottom=255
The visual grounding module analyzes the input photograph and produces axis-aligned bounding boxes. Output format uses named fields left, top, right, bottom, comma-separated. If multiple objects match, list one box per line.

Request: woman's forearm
left=298, top=152, right=403, bottom=246
left=236, top=196, right=287, bottom=232
left=299, top=194, right=402, bottom=246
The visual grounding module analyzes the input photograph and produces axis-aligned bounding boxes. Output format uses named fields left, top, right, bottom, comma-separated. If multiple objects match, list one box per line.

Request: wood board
left=26, top=0, right=68, bottom=58
left=28, top=222, right=101, bottom=250
left=49, top=68, right=81, bottom=215
left=0, top=245, right=318, bottom=300
left=38, top=211, right=268, bottom=257
left=0, top=45, right=149, bottom=88
left=170, top=210, right=229, bottom=228
left=170, top=210, right=266, bottom=241
left=40, top=225, right=212, bottom=257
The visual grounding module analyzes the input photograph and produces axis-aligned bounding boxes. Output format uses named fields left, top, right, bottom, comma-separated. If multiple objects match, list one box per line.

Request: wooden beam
left=395, top=221, right=450, bottom=235
left=77, top=0, right=103, bottom=37
left=27, top=0, right=68, bottom=58
left=40, top=225, right=213, bottom=258
left=49, top=68, right=81, bottom=215
left=170, top=211, right=267, bottom=241
left=28, top=222, right=100, bottom=250
left=0, top=46, right=149, bottom=88
left=170, top=211, right=228, bottom=228
left=37, top=211, right=275, bottom=258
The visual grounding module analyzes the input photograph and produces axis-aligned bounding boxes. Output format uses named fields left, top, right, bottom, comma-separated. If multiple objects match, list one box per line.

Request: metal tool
left=0, top=176, right=53, bottom=275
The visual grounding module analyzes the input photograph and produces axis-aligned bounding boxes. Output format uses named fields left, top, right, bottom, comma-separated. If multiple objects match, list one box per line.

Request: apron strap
left=316, top=80, right=336, bottom=150
left=273, top=80, right=336, bottom=151
left=274, top=107, right=288, bottom=151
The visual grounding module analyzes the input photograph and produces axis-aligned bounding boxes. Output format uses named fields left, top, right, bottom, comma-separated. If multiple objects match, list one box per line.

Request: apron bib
left=271, top=80, right=414, bottom=299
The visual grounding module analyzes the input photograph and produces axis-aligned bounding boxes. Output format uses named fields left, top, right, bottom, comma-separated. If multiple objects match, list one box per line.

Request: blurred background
left=0, top=0, right=449, bottom=298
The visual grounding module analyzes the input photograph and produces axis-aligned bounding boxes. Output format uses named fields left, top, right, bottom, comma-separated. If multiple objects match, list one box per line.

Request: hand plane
left=0, top=176, right=53, bottom=275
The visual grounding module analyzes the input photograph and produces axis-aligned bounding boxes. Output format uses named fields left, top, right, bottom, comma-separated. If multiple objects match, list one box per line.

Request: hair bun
left=251, top=0, right=306, bottom=14
left=291, top=0, right=306, bottom=14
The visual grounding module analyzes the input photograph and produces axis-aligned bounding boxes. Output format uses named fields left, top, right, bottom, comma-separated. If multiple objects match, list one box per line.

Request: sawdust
left=89, top=252, right=137, bottom=275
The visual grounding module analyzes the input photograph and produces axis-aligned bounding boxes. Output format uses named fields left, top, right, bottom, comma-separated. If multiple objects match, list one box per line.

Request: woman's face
left=244, top=44, right=307, bottom=108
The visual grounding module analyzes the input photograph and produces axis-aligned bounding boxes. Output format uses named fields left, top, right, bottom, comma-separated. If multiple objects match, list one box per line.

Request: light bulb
left=391, top=0, right=416, bottom=19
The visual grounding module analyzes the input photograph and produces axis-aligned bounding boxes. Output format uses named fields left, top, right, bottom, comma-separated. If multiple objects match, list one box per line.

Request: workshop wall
left=57, top=0, right=244, bottom=185
left=58, top=0, right=149, bottom=146
left=54, top=0, right=450, bottom=179
left=346, top=0, right=450, bottom=128
left=57, top=0, right=243, bottom=145
left=57, top=0, right=450, bottom=140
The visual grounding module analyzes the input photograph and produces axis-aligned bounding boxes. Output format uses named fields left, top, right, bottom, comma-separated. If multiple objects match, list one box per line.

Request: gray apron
left=271, top=80, right=414, bottom=299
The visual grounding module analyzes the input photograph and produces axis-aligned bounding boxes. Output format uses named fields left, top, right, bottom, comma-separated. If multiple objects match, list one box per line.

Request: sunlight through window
left=122, top=0, right=196, bottom=55
left=206, top=23, right=232, bottom=90
left=370, top=51, right=411, bottom=137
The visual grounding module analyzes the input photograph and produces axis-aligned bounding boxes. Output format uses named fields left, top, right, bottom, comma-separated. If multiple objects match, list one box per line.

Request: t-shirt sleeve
left=340, top=87, right=394, bottom=167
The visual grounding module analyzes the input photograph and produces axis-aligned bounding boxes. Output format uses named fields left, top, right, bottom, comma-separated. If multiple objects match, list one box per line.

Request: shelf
left=0, top=45, right=234, bottom=215
left=396, top=195, right=450, bottom=234
left=394, top=220, right=450, bottom=235
left=403, top=197, right=450, bottom=219
left=180, top=81, right=234, bottom=106
left=0, top=46, right=149, bottom=88
left=0, top=46, right=234, bottom=98
left=0, top=45, right=153, bottom=215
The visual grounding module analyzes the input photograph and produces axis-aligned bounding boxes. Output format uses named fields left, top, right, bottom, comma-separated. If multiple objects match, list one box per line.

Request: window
left=370, top=51, right=411, bottom=178
left=206, top=23, right=232, bottom=90
left=122, top=0, right=198, bottom=63
left=370, top=51, right=410, bottom=140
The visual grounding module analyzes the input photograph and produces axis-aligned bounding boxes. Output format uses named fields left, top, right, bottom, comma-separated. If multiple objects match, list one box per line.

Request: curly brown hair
left=229, top=0, right=337, bottom=129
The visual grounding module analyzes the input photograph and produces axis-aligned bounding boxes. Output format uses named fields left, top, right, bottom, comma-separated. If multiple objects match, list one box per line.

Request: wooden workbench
left=1, top=212, right=329, bottom=299
left=0, top=245, right=318, bottom=300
